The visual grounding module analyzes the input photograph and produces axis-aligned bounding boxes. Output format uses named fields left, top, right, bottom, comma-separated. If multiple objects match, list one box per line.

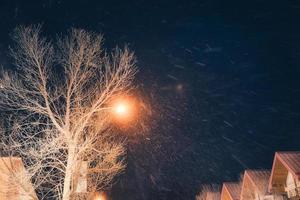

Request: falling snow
left=0, top=1, right=299, bottom=200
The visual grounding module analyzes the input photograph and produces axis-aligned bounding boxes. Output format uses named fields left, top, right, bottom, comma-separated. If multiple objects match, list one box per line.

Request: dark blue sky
left=0, top=0, right=300, bottom=199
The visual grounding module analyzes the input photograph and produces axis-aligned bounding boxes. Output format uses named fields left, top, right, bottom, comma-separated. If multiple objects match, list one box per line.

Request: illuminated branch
left=0, top=25, right=137, bottom=200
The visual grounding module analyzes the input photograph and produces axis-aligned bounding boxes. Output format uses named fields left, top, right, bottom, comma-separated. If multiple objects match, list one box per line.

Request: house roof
left=245, top=170, right=271, bottom=188
left=0, top=157, right=23, bottom=172
left=240, top=170, right=270, bottom=199
left=0, top=157, right=37, bottom=199
left=272, top=152, right=300, bottom=179
left=206, top=191, right=221, bottom=200
left=222, top=182, right=241, bottom=200
left=268, top=151, right=300, bottom=192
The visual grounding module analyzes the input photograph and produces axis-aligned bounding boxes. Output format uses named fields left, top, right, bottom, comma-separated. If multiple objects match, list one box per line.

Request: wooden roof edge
left=276, top=151, right=300, bottom=154
left=277, top=152, right=300, bottom=179
left=268, top=151, right=300, bottom=192
left=0, top=156, right=24, bottom=170
left=268, top=152, right=278, bottom=193
left=223, top=183, right=235, bottom=200
left=245, top=169, right=270, bottom=182
left=0, top=156, right=22, bottom=160
left=242, top=169, right=270, bottom=198
left=240, top=172, right=248, bottom=200
left=222, top=182, right=240, bottom=200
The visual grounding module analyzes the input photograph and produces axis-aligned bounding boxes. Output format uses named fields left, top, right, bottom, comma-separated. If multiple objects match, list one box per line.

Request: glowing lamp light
left=93, top=191, right=107, bottom=200
left=114, top=103, right=129, bottom=116
left=111, top=97, right=136, bottom=124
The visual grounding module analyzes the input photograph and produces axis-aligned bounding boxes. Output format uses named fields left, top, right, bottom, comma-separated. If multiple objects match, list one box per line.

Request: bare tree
left=0, top=25, right=137, bottom=200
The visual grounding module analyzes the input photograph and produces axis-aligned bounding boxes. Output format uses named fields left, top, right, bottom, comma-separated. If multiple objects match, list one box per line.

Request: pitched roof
left=245, top=170, right=271, bottom=188
left=240, top=170, right=270, bottom=199
left=206, top=191, right=221, bottom=200
left=276, top=152, right=300, bottom=178
left=0, top=157, right=37, bottom=199
left=222, top=182, right=241, bottom=200
left=0, top=157, right=23, bottom=173
left=268, top=151, right=300, bottom=192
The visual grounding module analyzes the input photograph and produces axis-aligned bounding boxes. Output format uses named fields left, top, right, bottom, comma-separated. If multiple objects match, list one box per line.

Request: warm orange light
left=93, top=192, right=107, bottom=200
left=95, top=195, right=104, bottom=200
left=114, top=102, right=129, bottom=116
left=112, top=97, right=136, bottom=124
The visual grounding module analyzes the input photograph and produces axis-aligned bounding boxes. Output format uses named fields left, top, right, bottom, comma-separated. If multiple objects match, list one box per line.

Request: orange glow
left=93, top=192, right=107, bottom=200
left=114, top=102, right=129, bottom=116
left=111, top=96, right=137, bottom=124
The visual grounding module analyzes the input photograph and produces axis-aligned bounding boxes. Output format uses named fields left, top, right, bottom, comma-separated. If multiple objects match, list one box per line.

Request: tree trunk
left=62, top=146, right=75, bottom=200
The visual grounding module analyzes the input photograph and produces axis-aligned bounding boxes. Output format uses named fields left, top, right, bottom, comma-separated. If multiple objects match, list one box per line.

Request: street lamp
left=114, top=101, right=130, bottom=117
left=111, top=96, right=137, bottom=124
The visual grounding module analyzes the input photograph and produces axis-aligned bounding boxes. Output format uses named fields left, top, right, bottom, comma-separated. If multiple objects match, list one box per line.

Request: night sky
left=0, top=0, right=300, bottom=199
